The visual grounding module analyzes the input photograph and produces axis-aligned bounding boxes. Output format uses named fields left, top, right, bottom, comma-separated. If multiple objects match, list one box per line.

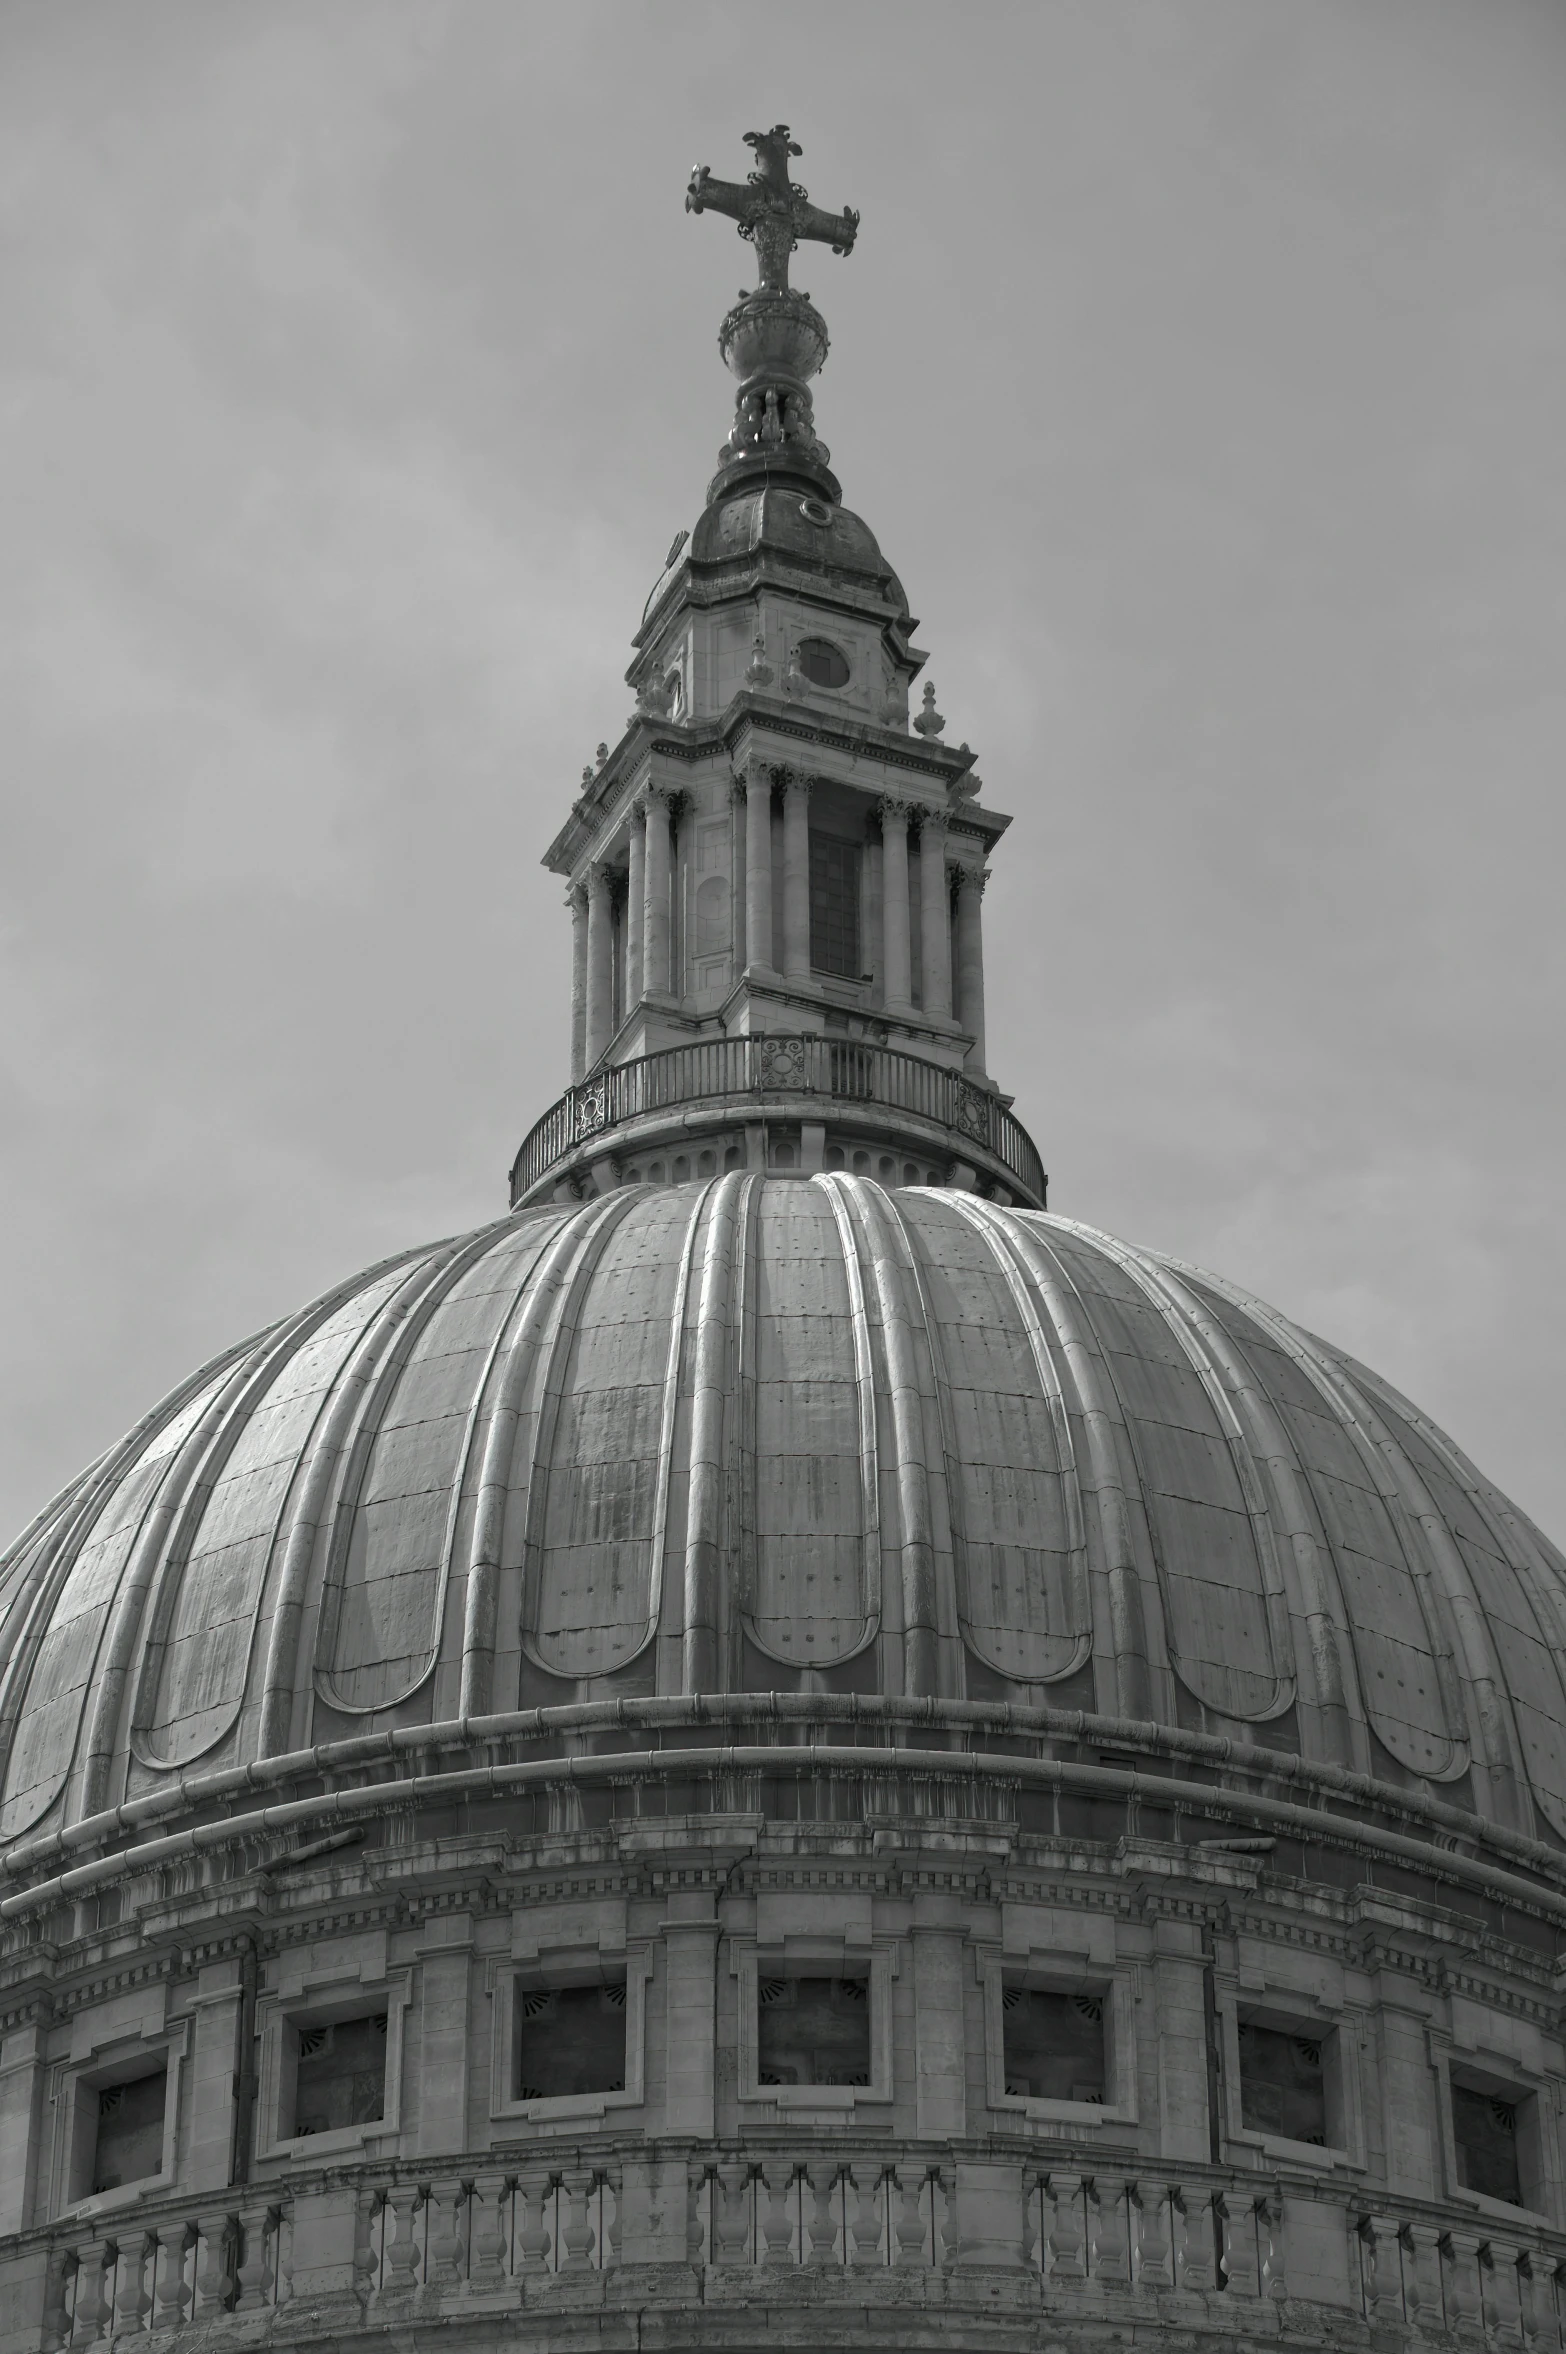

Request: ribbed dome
left=4, top=1175, right=1563, bottom=1852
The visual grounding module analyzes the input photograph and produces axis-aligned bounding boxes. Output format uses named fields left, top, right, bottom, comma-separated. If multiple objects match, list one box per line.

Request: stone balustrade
left=21, top=2158, right=1566, bottom=2351
left=39, top=2202, right=287, bottom=2347
left=12, top=2156, right=1563, bottom=2354
left=1353, top=2205, right=1566, bottom=2348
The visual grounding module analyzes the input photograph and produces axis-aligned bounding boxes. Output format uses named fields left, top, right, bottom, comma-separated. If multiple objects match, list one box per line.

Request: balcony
left=509, top=1035, right=1047, bottom=1208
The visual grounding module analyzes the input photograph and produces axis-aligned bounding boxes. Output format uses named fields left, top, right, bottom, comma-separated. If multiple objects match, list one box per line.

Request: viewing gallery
left=0, top=120, right=1564, bottom=2354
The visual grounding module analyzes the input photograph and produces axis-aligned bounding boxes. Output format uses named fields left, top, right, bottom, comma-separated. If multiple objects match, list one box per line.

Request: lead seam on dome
left=737, top=1174, right=880, bottom=1670
left=895, top=1190, right=1091, bottom=1688
left=311, top=1217, right=571, bottom=1719
left=1135, top=1239, right=1482, bottom=1793
left=0, top=1317, right=277, bottom=1829
left=959, top=1202, right=1158, bottom=1724
left=129, top=1242, right=469, bottom=1770
left=1080, top=1225, right=1298, bottom=1725
left=518, top=1184, right=695, bottom=1682
left=455, top=1197, right=629, bottom=1719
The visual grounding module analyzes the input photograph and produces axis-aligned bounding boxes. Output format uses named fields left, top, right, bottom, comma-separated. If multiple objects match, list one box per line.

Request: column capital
left=566, top=882, right=588, bottom=913
left=916, top=806, right=949, bottom=841
left=586, top=859, right=616, bottom=898
left=781, top=768, right=813, bottom=803
left=877, top=792, right=913, bottom=825
left=952, top=859, right=990, bottom=894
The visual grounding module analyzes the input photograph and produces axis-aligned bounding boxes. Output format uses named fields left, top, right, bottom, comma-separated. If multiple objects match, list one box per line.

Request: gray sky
left=3, top=0, right=1563, bottom=1551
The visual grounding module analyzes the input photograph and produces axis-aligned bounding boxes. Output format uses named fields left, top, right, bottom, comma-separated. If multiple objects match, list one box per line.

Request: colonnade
left=570, top=769, right=989, bottom=1079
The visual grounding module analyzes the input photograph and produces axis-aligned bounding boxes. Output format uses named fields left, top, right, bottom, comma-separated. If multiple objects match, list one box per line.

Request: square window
left=756, top=1975, right=870, bottom=2088
left=86, top=2068, right=166, bottom=2197
left=1238, top=2021, right=1327, bottom=2145
left=1452, top=2083, right=1525, bottom=2208
left=512, top=1982, right=627, bottom=2103
left=290, top=2013, right=388, bottom=2139
left=1000, top=1987, right=1105, bottom=2104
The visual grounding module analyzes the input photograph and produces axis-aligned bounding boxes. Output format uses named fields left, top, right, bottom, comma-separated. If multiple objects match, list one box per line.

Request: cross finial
left=686, top=123, right=859, bottom=294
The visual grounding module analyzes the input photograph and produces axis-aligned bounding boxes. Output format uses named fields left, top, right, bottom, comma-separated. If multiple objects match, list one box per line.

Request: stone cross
left=686, top=124, right=859, bottom=294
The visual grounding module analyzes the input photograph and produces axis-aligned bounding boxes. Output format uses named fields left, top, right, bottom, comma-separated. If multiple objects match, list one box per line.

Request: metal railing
left=510, top=1035, right=1045, bottom=1204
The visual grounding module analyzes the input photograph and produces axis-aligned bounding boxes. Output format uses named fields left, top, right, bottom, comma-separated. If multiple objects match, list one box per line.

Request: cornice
left=544, top=698, right=1011, bottom=876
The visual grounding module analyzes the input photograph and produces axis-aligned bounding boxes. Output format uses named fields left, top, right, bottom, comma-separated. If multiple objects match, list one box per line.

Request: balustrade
left=40, top=2207, right=283, bottom=2347
left=1352, top=2206, right=1566, bottom=2351
left=24, top=2161, right=1566, bottom=2349
left=510, top=1034, right=1046, bottom=1204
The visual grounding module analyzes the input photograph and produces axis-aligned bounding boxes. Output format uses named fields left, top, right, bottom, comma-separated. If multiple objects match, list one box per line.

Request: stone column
left=584, top=863, right=615, bottom=1068
left=865, top=834, right=883, bottom=996
left=643, top=786, right=672, bottom=997
left=781, top=770, right=812, bottom=982
left=729, top=776, right=748, bottom=971
left=918, top=813, right=953, bottom=1018
left=744, top=765, right=776, bottom=976
left=671, top=792, right=690, bottom=998
left=626, top=801, right=646, bottom=1005
left=568, top=885, right=588, bottom=1082
left=953, top=861, right=988, bottom=1072
left=879, top=796, right=913, bottom=1009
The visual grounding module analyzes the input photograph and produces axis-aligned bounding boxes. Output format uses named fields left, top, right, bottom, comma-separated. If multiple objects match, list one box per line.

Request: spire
left=686, top=123, right=859, bottom=499
left=513, top=122, right=1042, bottom=1215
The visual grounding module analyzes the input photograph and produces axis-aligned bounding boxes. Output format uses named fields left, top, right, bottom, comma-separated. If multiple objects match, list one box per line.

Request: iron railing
left=509, top=1035, right=1045, bottom=1204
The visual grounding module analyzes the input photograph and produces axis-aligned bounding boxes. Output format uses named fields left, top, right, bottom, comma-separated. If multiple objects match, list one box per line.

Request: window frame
left=252, top=1968, right=410, bottom=2166
left=48, top=2020, right=189, bottom=2222
left=1431, top=2032, right=1555, bottom=2223
left=734, top=1940, right=897, bottom=2114
left=487, top=1952, right=651, bottom=2131
left=979, top=1952, right=1138, bottom=2130
left=1218, top=1993, right=1358, bottom=2171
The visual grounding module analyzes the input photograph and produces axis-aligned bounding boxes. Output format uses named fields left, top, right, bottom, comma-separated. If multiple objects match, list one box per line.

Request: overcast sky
left=2, top=0, right=1563, bottom=1552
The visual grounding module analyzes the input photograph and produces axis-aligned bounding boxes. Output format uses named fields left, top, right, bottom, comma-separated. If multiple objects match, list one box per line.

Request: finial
left=685, top=125, right=858, bottom=295
left=782, top=643, right=808, bottom=701
left=745, top=633, right=775, bottom=689
left=913, top=682, right=945, bottom=738
left=687, top=127, right=859, bottom=496
left=581, top=765, right=594, bottom=789
left=595, top=743, right=609, bottom=769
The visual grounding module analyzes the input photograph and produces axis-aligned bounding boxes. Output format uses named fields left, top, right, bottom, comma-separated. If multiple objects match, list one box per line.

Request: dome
left=645, top=482, right=911, bottom=621
left=6, top=1173, right=1563, bottom=1862
left=6, top=122, right=1565, bottom=2354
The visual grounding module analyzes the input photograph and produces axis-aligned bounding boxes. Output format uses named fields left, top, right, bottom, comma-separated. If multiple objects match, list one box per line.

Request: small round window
left=797, top=638, right=850, bottom=689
